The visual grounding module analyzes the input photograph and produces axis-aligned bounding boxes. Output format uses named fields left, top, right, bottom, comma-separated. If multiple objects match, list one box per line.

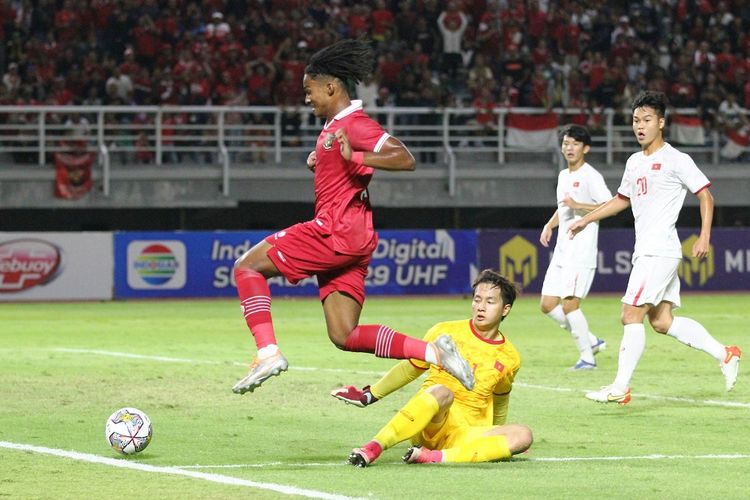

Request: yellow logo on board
left=678, top=234, right=714, bottom=286
left=499, top=235, right=537, bottom=287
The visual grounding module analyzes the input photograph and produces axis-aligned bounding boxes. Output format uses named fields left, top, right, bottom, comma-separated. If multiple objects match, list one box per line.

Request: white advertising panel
left=0, top=232, right=113, bottom=301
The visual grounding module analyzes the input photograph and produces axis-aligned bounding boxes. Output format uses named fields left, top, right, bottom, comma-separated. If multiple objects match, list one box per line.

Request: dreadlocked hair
left=305, top=39, right=375, bottom=95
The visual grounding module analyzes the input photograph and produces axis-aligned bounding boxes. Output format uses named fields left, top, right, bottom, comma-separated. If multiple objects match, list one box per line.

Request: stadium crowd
left=1, top=0, right=749, bottom=159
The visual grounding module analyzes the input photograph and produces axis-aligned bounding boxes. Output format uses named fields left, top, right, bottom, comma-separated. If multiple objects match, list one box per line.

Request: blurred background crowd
left=1, top=0, right=749, bottom=140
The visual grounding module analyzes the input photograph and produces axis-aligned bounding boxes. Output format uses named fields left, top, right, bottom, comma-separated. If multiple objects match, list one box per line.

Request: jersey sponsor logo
left=651, top=163, right=662, bottom=170
left=322, top=133, right=335, bottom=150
left=498, top=235, right=538, bottom=287
left=0, top=239, right=61, bottom=292
left=678, top=234, right=714, bottom=286
left=127, top=241, right=186, bottom=289
left=573, top=181, right=580, bottom=187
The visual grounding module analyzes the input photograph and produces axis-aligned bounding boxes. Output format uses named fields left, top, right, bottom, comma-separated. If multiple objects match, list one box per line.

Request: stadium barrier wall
left=0, top=232, right=113, bottom=301
left=2, top=229, right=748, bottom=301
left=480, top=228, right=750, bottom=293
left=113, top=230, right=478, bottom=299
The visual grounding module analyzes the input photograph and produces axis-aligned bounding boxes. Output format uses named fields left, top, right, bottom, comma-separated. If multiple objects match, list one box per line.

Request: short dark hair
left=558, top=124, right=591, bottom=146
left=472, top=269, right=519, bottom=308
left=631, top=90, right=667, bottom=118
left=304, top=39, right=374, bottom=95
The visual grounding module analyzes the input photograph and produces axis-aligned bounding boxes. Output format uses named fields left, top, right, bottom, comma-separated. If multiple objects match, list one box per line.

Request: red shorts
left=264, top=220, right=372, bottom=305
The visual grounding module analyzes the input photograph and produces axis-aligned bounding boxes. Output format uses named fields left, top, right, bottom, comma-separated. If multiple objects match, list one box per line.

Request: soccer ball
left=105, top=407, right=152, bottom=455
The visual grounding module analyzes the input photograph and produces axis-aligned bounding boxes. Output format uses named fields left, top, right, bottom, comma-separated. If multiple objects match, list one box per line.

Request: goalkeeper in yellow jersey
left=331, top=269, right=533, bottom=466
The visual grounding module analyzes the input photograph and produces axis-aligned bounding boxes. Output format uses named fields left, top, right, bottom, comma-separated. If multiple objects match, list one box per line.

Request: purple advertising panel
left=479, top=228, right=750, bottom=293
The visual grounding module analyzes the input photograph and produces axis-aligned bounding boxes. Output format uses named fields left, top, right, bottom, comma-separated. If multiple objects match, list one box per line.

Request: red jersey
left=313, top=101, right=388, bottom=256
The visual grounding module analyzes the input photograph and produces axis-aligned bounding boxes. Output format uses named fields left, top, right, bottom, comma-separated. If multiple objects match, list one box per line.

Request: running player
left=539, top=124, right=612, bottom=370
left=569, top=91, right=741, bottom=404
left=231, top=39, right=474, bottom=395
left=332, top=269, right=533, bottom=466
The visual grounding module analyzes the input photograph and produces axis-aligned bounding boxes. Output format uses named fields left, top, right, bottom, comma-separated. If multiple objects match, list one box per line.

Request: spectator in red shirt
left=470, top=86, right=498, bottom=141
left=274, top=68, right=304, bottom=105
left=526, top=0, right=548, bottom=45
left=670, top=71, right=697, bottom=107
left=246, top=60, right=275, bottom=105
left=376, top=50, right=403, bottom=94
left=131, top=14, right=160, bottom=66
left=371, top=0, right=394, bottom=43
left=54, top=0, right=78, bottom=44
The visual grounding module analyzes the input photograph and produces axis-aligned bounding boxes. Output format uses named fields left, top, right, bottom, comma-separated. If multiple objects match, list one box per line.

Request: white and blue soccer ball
left=105, top=407, right=152, bottom=455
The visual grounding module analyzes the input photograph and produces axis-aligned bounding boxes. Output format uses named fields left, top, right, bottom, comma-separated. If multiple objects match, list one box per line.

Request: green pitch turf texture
left=1, top=294, right=747, bottom=499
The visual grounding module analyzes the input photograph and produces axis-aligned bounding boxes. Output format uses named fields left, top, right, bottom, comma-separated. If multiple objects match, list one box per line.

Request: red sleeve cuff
left=616, top=192, right=630, bottom=200
left=694, top=182, right=711, bottom=195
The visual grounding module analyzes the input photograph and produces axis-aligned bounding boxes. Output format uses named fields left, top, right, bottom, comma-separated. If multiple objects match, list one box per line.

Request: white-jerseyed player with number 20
left=568, top=90, right=741, bottom=405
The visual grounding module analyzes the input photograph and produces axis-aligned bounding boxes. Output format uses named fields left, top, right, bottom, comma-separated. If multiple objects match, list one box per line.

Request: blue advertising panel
left=114, top=230, right=477, bottom=298
left=478, top=228, right=750, bottom=293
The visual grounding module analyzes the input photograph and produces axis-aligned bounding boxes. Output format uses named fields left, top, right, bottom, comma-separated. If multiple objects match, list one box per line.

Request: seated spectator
left=205, top=11, right=231, bottom=40
left=467, top=53, right=495, bottom=96
left=2, top=62, right=22, bottom=97
left=718, top=92, right=748, bottom=131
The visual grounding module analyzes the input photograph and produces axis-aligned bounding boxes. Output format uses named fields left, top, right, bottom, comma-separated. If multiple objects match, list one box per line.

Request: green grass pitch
left=1, top=294, right=748, bottom=499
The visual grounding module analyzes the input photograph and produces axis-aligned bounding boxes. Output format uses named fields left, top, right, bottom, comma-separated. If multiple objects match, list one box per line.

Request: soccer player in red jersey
left=231, top=39, right=474, bottom=395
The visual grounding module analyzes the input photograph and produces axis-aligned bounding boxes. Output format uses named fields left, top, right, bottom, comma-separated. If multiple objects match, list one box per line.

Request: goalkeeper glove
left=330, top=385, right=378, bottom=407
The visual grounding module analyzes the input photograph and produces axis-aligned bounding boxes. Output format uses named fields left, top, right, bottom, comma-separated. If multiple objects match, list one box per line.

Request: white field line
left=0, top=441, right=363, bottom=500
left=526, top=453, right=750, bottom=462
left=52, top=348, right=750, bottom=409
left=175, top=453, right=750, bottom=469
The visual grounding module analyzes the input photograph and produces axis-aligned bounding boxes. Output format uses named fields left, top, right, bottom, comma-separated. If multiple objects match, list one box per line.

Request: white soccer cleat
left=585, top=384, right=631, bottom=405
left=721, top=345, right=741, bottom=392
left=591, top=337, right=607, bottom=355
left=232, top=351, right=288, bottom=394
left=433, top=335, right=475, bottom=391
left=570, top=359, right=597, bottom=371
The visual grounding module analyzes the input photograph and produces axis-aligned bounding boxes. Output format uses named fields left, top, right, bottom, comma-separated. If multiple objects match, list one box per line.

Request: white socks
left=425, top=344, right=439, bottom=365
left=667, top=316, right=725, bottom=361
left=546, top=304, right=599, bottom=355
left=257, top=344, right=279, bottom=358
left=613, top=323, right=646, bottom=391
left=566, top=309, right=595, bottom=363
left=546, top=305, right=569, bottom=329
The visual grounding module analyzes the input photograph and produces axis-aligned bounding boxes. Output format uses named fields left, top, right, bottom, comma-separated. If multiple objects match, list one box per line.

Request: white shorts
left=621, top=256, right=681, bottom=308
left=541, top=264, right=595, bottom=299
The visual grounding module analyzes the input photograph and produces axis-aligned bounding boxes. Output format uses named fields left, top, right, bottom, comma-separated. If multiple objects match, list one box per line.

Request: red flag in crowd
left=54, top=152, right=94, bottom=199
left=505, top=112, right=559, bottom=150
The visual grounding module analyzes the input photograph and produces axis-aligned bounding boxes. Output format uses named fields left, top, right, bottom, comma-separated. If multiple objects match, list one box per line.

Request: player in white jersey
left=568, top=91, right=741, bottom=404
left=539, top=125, right=612, bottom=370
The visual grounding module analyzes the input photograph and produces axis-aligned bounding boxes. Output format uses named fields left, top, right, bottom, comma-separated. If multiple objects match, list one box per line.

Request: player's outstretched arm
left=561, top=195, right=606, bottom=213
left=568, top=195, right=629, bottom=239
left=331, top=360, right=425, bottom=407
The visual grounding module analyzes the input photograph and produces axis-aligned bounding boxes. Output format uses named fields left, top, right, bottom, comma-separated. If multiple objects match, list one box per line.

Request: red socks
left=234, top=268, right=276, bottom=348
left=344, top=324, right=430, bottom=360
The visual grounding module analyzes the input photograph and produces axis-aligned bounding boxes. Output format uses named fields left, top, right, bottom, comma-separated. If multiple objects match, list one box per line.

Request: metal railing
left=0, top=104, right=742, bottom=174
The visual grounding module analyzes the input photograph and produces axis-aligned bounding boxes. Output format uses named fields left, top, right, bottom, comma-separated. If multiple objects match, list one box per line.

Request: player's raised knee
left=507, top=424, right=534, bottom=454
left=426, top=384, right=454, bottom=407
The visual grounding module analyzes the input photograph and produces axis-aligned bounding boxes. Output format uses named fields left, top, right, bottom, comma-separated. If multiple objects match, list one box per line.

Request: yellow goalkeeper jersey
left=412, top=319, right=521, bottom=427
